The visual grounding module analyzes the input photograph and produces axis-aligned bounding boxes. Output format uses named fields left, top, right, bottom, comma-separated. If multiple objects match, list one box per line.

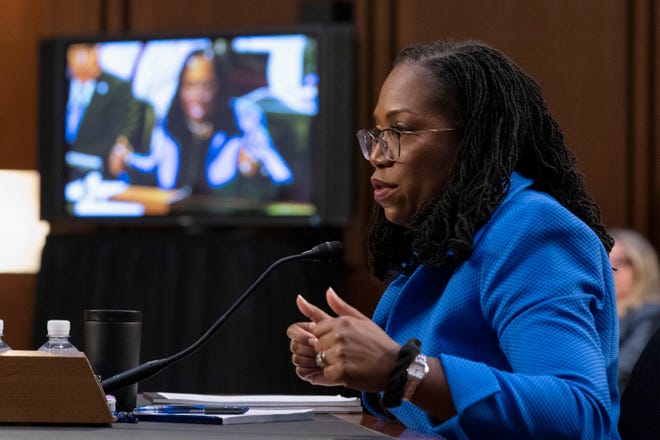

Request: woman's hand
left=108, top=135, right=132, bottom=176
left=287, top=318, right=336, bottom=386
left=287, top=287, right=400, bottom=392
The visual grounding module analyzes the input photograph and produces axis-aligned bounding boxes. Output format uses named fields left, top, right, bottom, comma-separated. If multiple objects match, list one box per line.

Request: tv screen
left=39, top=24, right=354, bottom=227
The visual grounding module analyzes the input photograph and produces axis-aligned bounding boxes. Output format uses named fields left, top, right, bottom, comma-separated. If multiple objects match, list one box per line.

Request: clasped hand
left=287, top=287, right=400, bottom=392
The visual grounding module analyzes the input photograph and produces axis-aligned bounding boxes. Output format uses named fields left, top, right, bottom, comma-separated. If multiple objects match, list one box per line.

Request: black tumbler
left=84, top=309, right=142, bottom=412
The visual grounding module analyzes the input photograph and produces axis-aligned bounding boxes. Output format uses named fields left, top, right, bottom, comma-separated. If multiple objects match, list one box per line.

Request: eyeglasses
left=356, top=127, right=456, bottom=161
left=610, top=257, right=632, bottom=271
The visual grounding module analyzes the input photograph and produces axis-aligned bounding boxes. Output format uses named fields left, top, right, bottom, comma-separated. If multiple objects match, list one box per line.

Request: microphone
left=299, top=240, right=345, bottom=261
left=100, top=241, right=344, bottom=394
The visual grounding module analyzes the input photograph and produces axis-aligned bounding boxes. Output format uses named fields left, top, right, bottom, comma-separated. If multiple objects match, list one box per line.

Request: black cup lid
left=84, top=309, right=142, bottom=322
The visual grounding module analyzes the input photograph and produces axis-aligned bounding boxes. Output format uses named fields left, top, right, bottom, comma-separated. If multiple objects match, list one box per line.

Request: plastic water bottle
left=37, top=320, right=79, bottom=354
left=0, top=319, right=11, bottom=352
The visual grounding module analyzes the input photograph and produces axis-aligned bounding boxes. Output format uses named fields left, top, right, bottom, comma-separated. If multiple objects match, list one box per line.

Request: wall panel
left=0, top=274, right=36, bottom=349
left=393, top=0, right=630, bottom=229
left=651, top=0, right=660, bottom=247
left=0, top=1, right=37, bottom=169
left=127, top=0, right=300, bottom=32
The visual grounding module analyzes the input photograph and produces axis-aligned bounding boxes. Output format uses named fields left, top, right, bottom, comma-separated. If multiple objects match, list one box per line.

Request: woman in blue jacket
left=287, top=40, right=620, bottom=439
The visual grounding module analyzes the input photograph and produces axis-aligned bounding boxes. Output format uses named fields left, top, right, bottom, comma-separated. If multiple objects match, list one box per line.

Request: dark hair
left=165, top=49, right=237, bottom=144
left=368, top=40, right=613, bottom=280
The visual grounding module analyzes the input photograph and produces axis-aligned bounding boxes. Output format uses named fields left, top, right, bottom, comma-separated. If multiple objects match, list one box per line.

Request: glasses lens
left=356, top=130, right=373, bottom=159
left=380, top=130, right=398, bottom=160
left=356, top=129, right=400, bottom=160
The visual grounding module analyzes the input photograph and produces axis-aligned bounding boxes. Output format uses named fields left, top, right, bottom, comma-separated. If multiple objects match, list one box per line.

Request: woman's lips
left=371, top=178, right=397, bottom=202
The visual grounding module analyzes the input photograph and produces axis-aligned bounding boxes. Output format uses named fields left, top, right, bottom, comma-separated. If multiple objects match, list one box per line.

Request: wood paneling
left=37, top=0, right=104, bottom=35
left=628, top=0, right=657, bottom=239
left=127, top=0, right=300, bottom=32
left=0, top=274, right=36, bottom=349
left=393, top=0, right=630, bottom=229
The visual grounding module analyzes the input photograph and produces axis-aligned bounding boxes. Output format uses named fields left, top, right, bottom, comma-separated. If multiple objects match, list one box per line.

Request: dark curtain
left=33, top=227, right=352, bottom=396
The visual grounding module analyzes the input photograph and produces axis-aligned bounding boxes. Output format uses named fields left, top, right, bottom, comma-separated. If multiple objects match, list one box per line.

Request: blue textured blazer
left=365, top=173, right=620, bottom=439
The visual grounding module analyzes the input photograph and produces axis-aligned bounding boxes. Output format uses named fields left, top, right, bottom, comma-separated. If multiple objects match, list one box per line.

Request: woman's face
left=369, top=63, right=461, bottom=227
left=180, top=55, right=218, bottom=124
left=610, top=241, right=636, bottom=305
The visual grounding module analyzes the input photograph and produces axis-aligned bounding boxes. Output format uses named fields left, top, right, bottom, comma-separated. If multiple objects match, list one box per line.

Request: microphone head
left=300, top=241, right=344, bottom=261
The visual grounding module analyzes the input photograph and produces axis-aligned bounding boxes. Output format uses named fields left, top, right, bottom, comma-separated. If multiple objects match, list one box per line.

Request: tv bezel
left=38, top=23, right=355, bottom=229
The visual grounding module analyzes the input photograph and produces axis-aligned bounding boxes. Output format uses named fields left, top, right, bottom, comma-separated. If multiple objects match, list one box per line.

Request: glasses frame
left=356, top=127, right=456, bottom=161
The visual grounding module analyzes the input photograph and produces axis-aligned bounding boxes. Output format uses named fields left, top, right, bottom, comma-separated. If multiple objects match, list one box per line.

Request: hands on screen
left=108, top=135, right=133, bottom=177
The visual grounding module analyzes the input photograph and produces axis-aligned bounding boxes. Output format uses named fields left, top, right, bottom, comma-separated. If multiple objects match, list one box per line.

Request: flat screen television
left=38, top=24, right=354, bottom=228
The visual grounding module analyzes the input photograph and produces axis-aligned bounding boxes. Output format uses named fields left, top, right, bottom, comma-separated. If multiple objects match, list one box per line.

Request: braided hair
left=368, top=40, right=613, bottom=280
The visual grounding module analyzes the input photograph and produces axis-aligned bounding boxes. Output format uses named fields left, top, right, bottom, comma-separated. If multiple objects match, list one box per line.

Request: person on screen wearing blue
left=109, top=49, right=238, bottom=193
left=110, top=49, right=292, bottom=200
left=207, top=98, right=293, bottom=187
left=287, top=40, right=620, bottom=439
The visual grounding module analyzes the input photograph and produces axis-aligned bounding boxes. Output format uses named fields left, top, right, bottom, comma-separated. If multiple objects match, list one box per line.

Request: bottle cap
left=47, top=320, right=71, bottom=337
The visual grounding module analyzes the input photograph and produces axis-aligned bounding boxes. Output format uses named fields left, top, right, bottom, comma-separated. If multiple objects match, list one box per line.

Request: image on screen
left=61, top=34, right=319, bottom=220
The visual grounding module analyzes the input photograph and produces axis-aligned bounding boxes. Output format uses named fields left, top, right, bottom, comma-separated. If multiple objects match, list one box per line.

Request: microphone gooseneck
left=100, top=241, right=344, bottom=394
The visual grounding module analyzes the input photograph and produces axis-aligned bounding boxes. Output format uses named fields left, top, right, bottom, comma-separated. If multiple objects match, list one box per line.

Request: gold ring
left=315, top=350, right=328, bottom=368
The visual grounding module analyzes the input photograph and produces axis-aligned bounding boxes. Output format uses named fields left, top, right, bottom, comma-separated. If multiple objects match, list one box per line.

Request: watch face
left=403, top=354, right=429, bottom=401
left=409, top=363, right=425, bottom=378
left=407, top=354, right=429, bottom=379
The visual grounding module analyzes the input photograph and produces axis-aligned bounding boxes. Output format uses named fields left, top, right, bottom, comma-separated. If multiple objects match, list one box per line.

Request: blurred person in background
left=610, top=228, right=660, bottom=392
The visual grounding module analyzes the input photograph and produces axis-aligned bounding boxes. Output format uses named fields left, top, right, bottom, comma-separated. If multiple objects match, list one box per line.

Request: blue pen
left=134, top=405, right=248, bottom=414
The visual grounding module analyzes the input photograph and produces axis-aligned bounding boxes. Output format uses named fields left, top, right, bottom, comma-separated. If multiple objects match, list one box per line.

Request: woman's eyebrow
left=373, top=108, right=417, bottom=124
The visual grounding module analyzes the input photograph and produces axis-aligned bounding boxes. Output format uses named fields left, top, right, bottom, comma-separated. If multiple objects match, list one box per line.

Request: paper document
left=135, top=408, right=314, bottom=425
left=142, top=392, right=363, bottom=414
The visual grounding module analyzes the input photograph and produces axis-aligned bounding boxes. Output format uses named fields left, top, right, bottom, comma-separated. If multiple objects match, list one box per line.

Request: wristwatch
left=402, top=354, right=429, bottom=401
